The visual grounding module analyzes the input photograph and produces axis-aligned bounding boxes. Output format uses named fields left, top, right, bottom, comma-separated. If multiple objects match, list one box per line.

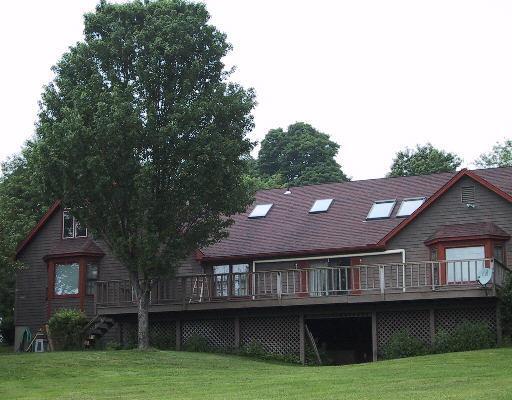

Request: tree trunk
left=137, top=288, right=150, bottom=350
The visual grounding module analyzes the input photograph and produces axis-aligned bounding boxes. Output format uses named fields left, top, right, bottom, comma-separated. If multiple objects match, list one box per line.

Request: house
left=13, top=167, right=512, bottom=364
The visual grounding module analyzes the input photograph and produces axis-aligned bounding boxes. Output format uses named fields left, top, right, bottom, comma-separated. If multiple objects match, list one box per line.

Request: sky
left=1, top=1, right=512, bottom=180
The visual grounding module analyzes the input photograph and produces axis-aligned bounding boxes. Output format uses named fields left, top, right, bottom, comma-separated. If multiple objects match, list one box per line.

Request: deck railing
left=95, top=258, right=510, bottom=307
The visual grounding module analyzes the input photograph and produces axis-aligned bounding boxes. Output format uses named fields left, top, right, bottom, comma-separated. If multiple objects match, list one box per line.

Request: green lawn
left=1, top=348, right=511, bottom=400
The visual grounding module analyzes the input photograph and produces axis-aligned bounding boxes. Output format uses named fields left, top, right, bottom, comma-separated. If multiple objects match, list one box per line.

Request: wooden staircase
left=83, top=316, right=115, bottom=349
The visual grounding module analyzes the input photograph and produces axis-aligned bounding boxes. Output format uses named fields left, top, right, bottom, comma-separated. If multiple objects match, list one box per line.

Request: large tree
left=476, top=139, right=512, bottom=168
left=388, top=143, right=462, bottom=177
left=35, top=0, right=255, bottom=349
left=258, top=122, right=349, bottom=186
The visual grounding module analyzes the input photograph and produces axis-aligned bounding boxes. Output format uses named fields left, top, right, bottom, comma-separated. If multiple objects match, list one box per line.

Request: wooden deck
left=95, top=258, right=509, bottom=314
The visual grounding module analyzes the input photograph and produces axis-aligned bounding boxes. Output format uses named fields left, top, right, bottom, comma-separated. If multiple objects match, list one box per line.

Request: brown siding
left=388, top=176, right=512, bottom=262
left=16, top=207, right=201, bottom=329
left=16, top=209, right=61, bottom=330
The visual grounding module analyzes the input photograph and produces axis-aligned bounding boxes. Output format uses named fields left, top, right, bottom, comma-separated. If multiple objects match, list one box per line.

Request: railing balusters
left=94, top=258, right=508, bottom=308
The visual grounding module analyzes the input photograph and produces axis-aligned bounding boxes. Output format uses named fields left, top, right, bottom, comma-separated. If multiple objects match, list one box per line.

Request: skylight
left=366, top=200, right=396, bottom=219
left=310, top=198, right=334, bottom=213
left=249, top=204, right=273, bottom=218
left=396, top=197, right=426, bottom=217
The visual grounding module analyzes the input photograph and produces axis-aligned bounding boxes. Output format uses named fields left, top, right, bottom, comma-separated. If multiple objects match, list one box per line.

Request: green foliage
left=0, top=315, right=14, bottom=345
left=476, top=139, right=512, bottom=168
left=0, top=143, right=51, bottom=334
left=432, top=322, right=494, bottom=354
left=258, top=122, right=349, bottom=186
left=242, top=155, right=285, bottom=191
left=499, top=274, right=512, bottom=342
left=48, top=309, right=88, bottom=350
left=240, top=341, right=300, bottom=364
left=34, top=0, right=256, bottom=347
left=149, top=330, right=175, bottom=350
left=381, top=330, right=428, bottom=360
left=183, top=334, right=210, bottom=352
left=388, top=143, right=462, bottom=177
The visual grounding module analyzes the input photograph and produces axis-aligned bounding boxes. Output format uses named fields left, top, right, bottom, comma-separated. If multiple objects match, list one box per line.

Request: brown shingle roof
left=202, top=167, right=512, bottom=260
left=426, top=222, right=510, bottom=243
left=44, top=238, right=104, bottom=260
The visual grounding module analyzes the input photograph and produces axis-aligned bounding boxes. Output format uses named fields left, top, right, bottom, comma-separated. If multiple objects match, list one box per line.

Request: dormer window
left=62, top=210, right=87, bottom=239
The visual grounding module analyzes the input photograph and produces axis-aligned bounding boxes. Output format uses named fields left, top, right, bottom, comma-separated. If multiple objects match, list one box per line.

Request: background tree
left=35, top=0, right=255, bottom=349
left=388, top=143, right=462, bottom=177
left=476, top=139, right=512, bottom=168
left=0, top=143, right=50, bottom=344
left=258, top=122, right=349, bottom=186
left=242, top=155, right=284, bottom=191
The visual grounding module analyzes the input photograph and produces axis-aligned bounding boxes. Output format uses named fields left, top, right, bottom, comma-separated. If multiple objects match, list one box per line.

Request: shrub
left=240, top=341, right=267, bottom=358
left=240, top=341, right=300, bottom=364
left=499, top=273, right=512, bottom=342
left=149, top=331, right=175, bottom=350
left=0, top=315, right=15, bottom=345
left=433, top=321, right=495, bottom=354
left=48, top=309, right=88, bottom=350
left=183, top=334, right=210, bottom=352
left=381, top=330, right=428, bottom=360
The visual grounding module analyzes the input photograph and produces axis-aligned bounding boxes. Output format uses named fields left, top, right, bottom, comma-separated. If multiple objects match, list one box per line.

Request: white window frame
left=366, top=200, right=396, bottom=220
left=309, top=199, right=334, bottom=213
left=396, top=197, right=426, bottom=217
left=249, top=204, right=273, bottom=218
left=62, top=210, right=88, bottom=239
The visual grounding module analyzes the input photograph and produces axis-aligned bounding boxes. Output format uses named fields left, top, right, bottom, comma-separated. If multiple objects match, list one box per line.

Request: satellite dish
left=477, top=267, right=493, bottom=285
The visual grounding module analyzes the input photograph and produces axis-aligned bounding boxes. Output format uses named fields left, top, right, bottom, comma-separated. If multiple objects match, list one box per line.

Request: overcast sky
left=1, top=1, right=512, bottom=179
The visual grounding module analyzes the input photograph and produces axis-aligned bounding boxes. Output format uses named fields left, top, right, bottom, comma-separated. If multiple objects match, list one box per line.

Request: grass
left=0, top=348, right=512, bottom=400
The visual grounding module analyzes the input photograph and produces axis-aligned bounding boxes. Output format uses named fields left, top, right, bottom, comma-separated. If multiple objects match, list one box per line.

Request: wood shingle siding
left=389, top=176, right=512, bottom=262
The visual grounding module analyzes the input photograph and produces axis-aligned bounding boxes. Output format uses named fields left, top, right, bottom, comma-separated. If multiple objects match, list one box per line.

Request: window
left=54, top=262, right=80, bottom=295
left=249, top=204, right=273, bottom=218
left=213, top=265, right=229, bottom=296
left=396, top=197, right=426, bottom=217
left=63, top=210, right=74, bottom=238
left=75, top=220, right=87, bottom=238
left=366, top=200, right=396, bottom=219
left=232, top=264, right=249, bottom=296
left=309, top=199, right=334, bottom=213
left=494, top=245, right=504, bottom=264
left=212, top=264, right=250, bottom=297
left=445, top=246, right=485, bottom=283
left=86, top=263, right=99, bottom=295
left=62, top=210, right=87, bottom=239
left=461, top=186, right=475, bottom=205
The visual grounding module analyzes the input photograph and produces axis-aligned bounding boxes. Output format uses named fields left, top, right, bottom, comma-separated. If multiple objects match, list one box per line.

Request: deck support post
left=299, top=313, right=305, bottom=365
left=429, top=308, right=436, bottom=345
left=234, top=316, right=240, bottom=349
left=371, top=311, right=377, bottom=362
left=176, top=319, right=181, bottom=351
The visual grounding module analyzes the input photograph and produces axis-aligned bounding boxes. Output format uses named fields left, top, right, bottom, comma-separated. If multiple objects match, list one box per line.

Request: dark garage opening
left=306, top=317, right=372, bottom=365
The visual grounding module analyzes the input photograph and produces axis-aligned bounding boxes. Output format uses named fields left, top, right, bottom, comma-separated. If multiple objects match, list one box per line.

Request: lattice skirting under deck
left=240, top=316, right=300, bottom=356
left=182, top=318, right=235, bottom=349
left=377, top=310, right=431, bottom=348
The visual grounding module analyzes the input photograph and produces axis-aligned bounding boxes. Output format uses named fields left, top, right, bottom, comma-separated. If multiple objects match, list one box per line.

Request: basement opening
left=305, top=316, right=372, bottom=365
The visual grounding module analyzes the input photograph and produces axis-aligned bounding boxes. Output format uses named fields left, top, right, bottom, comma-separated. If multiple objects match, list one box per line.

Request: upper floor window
left=63, top=210, right=87, bottom=239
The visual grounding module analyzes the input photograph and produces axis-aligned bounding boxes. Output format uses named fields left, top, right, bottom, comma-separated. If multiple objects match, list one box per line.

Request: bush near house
left=48, top=309, right=88, bottom=350
left=381, top=330, right=429, bottom=359
left=433, top=321, right=495, bottom=354
left=383, top=321, right=495, bottom=360
left=499, top=273, right=512, bottom=342
left=0, top=315, right=14, bottom=345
